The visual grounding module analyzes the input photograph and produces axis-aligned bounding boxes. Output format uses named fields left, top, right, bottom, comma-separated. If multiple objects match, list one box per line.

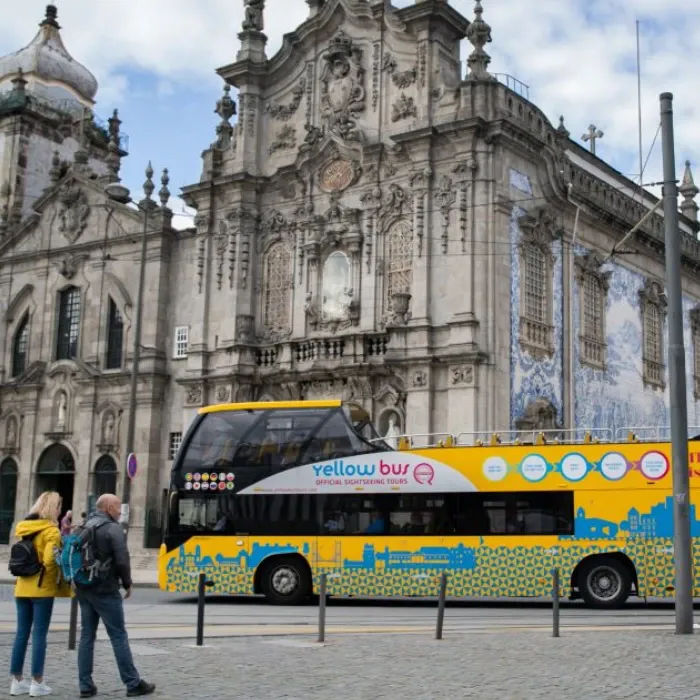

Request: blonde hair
left=29, top=491, right=62, bottom=523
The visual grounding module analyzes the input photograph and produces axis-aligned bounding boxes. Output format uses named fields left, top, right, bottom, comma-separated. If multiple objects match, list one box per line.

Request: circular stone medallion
left=319, top=159, right=355, bottom=192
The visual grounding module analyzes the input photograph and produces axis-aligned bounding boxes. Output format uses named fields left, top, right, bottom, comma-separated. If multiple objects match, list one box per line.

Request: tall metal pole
left=123, top=163, right=154, bottom=533
left=660, top=93, right=693, bottom=635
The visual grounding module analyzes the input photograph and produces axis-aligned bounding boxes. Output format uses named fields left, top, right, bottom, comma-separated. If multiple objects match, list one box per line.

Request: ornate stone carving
left=215, top=221, right=228, bottom=290
left=53, top=252, right=89, bottom=280
left=319, top=159, right=357, bottom=193
left=215, top=384, right=230, bottom=403
left=299, top=123, right=324, bottom=153
left=418, top=41, right=427, bottom=87
left=450, top=364, right=474, bottom=385
left=434, top=175, right=456, bottom=253
left=466, top=0, right=493, bottom=80
left=185, top=384, right=203, bottom=406
left=383, top=183, right=407, bottom=214
left=266, top=78, right=306, bottom=121
left=5, top=414, right=18, bottom=450
left=372, top=42, right=380, bottom=111
left=58, top=183, right=89, bottom=242
left=214, top=84, right=236, bottom=148
left=242, top=0, right=264, bottom=31
left=382, top=53, right=417, bottom=89
left=269, top=125, right=296, bottom=154
left=320, top=31, right=365, bottom=142
left=391, top=93, right=417, bottom=122
left=411, top=369, right=428, bottom=388
left=518, top=208, right=558, bottom=252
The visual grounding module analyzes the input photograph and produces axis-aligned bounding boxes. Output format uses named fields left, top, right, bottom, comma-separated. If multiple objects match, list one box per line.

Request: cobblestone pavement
left=3, top=628, right=700, bottom=699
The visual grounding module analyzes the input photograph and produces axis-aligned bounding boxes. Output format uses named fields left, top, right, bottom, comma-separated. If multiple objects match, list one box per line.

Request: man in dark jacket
left=75, top=494, right=155, bottom=698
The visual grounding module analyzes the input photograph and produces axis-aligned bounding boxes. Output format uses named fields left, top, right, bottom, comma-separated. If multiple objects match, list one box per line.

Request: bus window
left=301, top=409, right=380, bottom=464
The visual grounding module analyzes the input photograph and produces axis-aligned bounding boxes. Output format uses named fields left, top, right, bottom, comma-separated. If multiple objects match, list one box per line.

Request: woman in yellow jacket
left=10, top=491, right=71, bottom=697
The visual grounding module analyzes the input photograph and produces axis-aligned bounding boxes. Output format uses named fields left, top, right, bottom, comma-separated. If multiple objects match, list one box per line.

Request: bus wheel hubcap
left=588, top=566, right=620, bottom=601
left=272, top=567, right=298, bottom=595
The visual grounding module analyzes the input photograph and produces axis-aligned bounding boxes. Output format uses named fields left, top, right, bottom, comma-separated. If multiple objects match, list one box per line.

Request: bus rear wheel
left=260, top=557, right=311, bottom=605
left=578, top=557, right=631, bottom=608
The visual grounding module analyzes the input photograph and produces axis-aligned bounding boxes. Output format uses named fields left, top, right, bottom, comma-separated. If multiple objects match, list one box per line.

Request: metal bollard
left=196, top=573, right=213, bottom=646
left=552, top=567, right=560, bottom=638
left=435, top=572, right=448, bottom=640
left=68, top=596, right=79, bottom=650
left=318, top=573, right=327, bottom=643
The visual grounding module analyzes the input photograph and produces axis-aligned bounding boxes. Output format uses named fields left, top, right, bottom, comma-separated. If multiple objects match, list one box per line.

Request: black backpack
left=8, top=531, right=45, bottom=587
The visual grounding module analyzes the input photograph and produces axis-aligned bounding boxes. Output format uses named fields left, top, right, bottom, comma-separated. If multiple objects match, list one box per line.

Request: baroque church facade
left=0, top=0, right=699, bottom=552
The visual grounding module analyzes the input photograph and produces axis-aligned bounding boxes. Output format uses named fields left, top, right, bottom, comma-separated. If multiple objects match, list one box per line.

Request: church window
left=639, top=280, right=666, bottom=389
left=174, top=326, right=189, bottom=359
left=385, top=219, right=412, bottom=310
left=263, top=242, right=292, bottom=332
left=56, top=287, right=81, bottom=360
left=105, top=298, right=123, bottom=369
left=575, top=254, right=609, bottom=369
left=518, top=208, right=556, bottom=357
left=12, top=314, right=29, bottom=377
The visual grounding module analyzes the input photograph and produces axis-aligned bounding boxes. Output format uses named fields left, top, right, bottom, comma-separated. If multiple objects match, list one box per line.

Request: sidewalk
left=8, top=627, right=700, bottom=699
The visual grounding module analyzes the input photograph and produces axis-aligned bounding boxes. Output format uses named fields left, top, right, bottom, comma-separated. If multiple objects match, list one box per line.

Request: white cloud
left=0, top=1, right=697, bottom=198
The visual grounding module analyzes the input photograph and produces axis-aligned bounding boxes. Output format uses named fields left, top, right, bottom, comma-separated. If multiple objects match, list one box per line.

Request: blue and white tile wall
left=509, top=199, right=564, bottom=428
left=508, top=169, right=700, bottom=434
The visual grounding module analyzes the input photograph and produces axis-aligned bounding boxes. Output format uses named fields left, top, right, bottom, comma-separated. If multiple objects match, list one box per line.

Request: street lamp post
left=122, top=163, right=154, bottom=533
left=660, top=93, right=693, bottom=634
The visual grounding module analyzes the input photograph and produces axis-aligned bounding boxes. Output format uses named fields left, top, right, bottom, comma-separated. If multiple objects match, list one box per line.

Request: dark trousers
left=76, top=589, right=140, bottom=692
left=10, top=597, right=54, bottom=679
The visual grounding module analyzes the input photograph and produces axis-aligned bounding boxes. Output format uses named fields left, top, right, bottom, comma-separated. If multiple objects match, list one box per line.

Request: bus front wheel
left=260, top=557, right=311, bottom=605
left=578, top=557, right=631, bottom=608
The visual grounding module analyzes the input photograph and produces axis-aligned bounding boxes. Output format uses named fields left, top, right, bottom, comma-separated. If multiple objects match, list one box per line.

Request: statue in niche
left=56, top=392, right=67, bottom=431
left=320, top=31, right=365, bottom=142
left=380, top=410, right=402, bottom=450
left=242, top=0, right=264, bottom=31
left=304, top=292, right=320, bottom=329
left=6, top=416, right=17, bottom=447
left=103, top=412, right=115, bottom=444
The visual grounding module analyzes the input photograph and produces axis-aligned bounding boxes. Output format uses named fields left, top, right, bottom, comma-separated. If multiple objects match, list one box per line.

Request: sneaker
left=126, top=680, right=155, bottom=697
left=10, top=678, right=31, bottom=696
left=80, top=687, right=98, bottom=698
left=28, top=681, right=52, bottom=697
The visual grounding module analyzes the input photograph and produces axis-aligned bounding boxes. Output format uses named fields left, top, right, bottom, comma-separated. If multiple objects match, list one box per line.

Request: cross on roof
left=582, top=124, right=604, bottom=155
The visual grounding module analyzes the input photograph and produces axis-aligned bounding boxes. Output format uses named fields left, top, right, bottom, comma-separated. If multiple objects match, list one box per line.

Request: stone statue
left=6, top=417, right=17, bottom=447
left=103, top=413, right=115, bottom=444
left=242, top=0, right=264, bottom=32
left=383, top=412, right=401, bottom=450
left=56, top=392, right=67, bottom=430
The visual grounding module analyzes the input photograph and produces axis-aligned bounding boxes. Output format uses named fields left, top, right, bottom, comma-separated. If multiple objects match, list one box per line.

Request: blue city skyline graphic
left=344, top=543, right=476, bottom=571
left=571, top=497, right=700, bottom=539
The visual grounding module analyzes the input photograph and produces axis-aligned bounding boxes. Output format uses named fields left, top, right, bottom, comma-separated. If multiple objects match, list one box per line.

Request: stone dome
left=0, top=5, right=98, bottom=103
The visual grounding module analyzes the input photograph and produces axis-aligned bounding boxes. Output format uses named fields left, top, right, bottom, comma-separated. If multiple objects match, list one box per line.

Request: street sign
left=126, top=452, right=138, bottom=479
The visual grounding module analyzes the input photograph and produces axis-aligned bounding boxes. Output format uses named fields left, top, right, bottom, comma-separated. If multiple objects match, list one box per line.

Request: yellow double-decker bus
left=158, top=400, right=700, bottom=607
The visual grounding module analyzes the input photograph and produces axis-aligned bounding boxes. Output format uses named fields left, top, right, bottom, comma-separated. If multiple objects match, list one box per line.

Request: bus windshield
left=172, top=406, right=385, bottom=491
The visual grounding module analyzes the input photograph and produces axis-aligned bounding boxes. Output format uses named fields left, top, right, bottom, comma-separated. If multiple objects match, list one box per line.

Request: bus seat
left=444, top=435, right=454, bottom=448
left=627, top=431, right=638, bottom=443
left=398, top=436, right=411, bottom=450
left=257, top=442, right=278, bottom=464
left=489, top=433, right=501, bottom=446
left=281, top=442, right=301, bottom=465
left=583, top=431, right=592, bottom=444
left=535, top=432, right=546, bottom=445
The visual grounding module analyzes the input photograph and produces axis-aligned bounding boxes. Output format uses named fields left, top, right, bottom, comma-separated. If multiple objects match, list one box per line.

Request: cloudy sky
left=1, top=0, right=698, bottom=227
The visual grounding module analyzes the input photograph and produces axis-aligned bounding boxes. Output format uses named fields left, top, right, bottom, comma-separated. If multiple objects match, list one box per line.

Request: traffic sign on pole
left=126, top=453, right=138, bottom=479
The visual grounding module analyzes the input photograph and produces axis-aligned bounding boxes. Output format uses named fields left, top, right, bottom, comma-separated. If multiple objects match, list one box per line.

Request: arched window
left=56, top=286, right=81, bottom=360
left=575, top=253, right=609, bottom=369
left=385, top=220, right=412, bottom=309
left=12, top=314, right=29, bottom=377
left=105, top=297, right=123, bottom=369
left=639, top=280, right=666, bottom=388
left=93, top=455, right=117, bottom=497
left=263, top=243, right=292, bottom=332
left=0, top=458, right=18, bottom=544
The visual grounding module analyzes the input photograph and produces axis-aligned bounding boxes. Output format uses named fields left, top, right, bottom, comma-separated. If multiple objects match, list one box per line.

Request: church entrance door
left=36, top=444, right=74, bottom=516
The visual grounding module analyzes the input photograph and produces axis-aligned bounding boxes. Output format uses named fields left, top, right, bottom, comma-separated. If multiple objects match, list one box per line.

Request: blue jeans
left=10, top=597, right=55, bottom=679
left=76, top=589, right=140, bottom=692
